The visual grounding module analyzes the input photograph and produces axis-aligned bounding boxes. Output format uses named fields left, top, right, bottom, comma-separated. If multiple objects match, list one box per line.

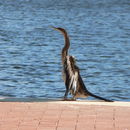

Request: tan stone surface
left=0, top=101, right=130, bottom=130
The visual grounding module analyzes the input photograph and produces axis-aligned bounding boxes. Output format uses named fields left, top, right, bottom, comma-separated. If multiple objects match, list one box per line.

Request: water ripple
left=0, top=0, right=130, bottom=101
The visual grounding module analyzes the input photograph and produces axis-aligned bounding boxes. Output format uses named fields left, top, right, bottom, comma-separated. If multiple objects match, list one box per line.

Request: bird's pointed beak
left=50, top=26, right=57, bottom=30
left=50, top=26, right=63, bottom=34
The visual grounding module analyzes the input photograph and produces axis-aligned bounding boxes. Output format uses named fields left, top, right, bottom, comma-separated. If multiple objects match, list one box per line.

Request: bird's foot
left=70, top=98, right=76, bottom=101
left=62, top=98, right=76, bottom=101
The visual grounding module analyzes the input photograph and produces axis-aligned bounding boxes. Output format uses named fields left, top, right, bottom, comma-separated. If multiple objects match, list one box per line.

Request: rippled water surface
left=0, top=0, right=130, bottom=101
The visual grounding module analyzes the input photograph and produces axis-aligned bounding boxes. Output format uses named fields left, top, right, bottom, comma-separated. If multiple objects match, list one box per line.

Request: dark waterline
left=0, top=0, right=130, bottom=101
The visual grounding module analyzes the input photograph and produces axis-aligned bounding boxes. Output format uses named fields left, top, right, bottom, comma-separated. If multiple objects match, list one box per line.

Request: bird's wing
left=63, top=56, right=79, bottom=94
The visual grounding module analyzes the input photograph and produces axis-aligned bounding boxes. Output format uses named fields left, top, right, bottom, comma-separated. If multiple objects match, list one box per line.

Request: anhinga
left=52, top=27, right=113, bottom=102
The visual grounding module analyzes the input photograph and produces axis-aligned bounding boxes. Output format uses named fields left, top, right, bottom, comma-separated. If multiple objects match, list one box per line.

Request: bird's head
left=51, top=26, right=67, bottom=35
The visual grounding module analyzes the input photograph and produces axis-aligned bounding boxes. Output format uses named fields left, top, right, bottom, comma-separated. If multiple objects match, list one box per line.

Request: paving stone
left=0, top=101, right=129, bottom=130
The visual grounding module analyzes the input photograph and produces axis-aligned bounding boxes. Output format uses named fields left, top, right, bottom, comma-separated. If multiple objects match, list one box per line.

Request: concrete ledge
left=0, top=97, right=130, bottom=107
left=51, top=100, right=130, bottom=107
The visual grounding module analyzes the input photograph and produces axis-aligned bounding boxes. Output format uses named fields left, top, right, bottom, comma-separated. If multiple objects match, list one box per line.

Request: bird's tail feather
left=85, top=91, right=113, bottom=102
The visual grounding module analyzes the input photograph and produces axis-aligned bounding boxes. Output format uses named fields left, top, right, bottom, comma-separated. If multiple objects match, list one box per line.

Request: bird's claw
left=62, top=98, right=76, bottom=101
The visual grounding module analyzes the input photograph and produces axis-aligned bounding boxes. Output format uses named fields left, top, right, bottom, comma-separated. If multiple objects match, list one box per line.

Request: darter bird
left=52, top=27, right=113, bottom=102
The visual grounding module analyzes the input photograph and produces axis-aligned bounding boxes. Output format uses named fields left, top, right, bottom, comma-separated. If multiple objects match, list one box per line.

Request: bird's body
left=52, top=27, right=113, bottom=102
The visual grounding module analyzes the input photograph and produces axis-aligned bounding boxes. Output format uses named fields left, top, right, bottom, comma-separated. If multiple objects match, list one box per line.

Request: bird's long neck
left=62, top=32, right=70, bottom=64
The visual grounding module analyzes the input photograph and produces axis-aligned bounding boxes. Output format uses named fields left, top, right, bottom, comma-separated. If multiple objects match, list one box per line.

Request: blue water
left=0, top=0, right=130, bottom=101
